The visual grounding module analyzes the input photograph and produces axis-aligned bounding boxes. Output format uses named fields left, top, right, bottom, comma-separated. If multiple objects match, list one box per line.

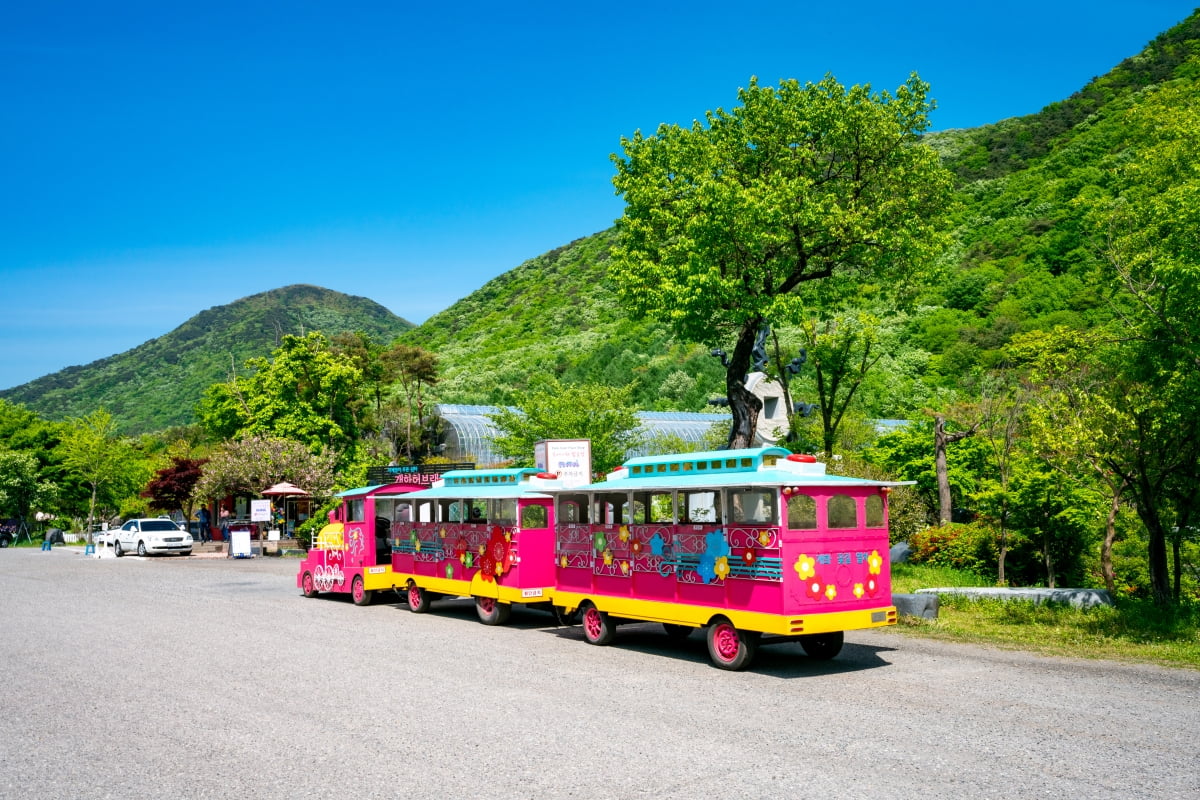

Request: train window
left=866, top=495, right=884, bottom=527
left=594, top=495, right=630, bottom=525
left=683, top=491, right=719, bottom=523
left=348, top=499, right=365, bottom=522
left=732, top=489, right=776, bottom=524
left=442, top=500, right=462, bottom=522
left=828, top=495, right=858, bottom=529
left=489, top=498, right=517, bottom=525
left=558, top=495, right=590, bottom=523
left=787, top=494, right=818, bottom=530
left=648, top=492, right=674, bottom=523
left=521, top=504, right=548, bottom=529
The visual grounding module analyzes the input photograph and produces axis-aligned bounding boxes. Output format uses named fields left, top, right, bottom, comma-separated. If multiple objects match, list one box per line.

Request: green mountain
left=400, top=229, right=727, bottom=411
left=0, top=285, right=414, bottom=434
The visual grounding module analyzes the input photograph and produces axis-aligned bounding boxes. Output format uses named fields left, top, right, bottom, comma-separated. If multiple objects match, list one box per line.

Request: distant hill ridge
left=0, top=284, right=414, bottom=434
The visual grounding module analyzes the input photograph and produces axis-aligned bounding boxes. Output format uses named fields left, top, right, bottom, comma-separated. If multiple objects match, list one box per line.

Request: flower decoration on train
left=867, top=550, right=883, bottom=575
left=603, top=549, right=614, bottom=566
left=853, top=583, right=865, bottom=599
left=757, top=530, right=773, bottom=547
left=648, top=533, right=666, bottom=557
left=620, top=560, right=630, bottom=576
left=630, top=537, right=643, bottom=554
left=697, top=530, right=731, bottom=584
left=742, top=548, right=757, bottom=566
left=864, top=575, right=879, bottom=596
left=619, top=525, right=630, bottom=543
left=593, top=531, right=607, bottom=553
left=824, top=584, right=837, bottom=601
left=454, top=538, right=469, bottom=562
left=480, top=528, right=515, bottom=580
left=794, top=554, right=816, bottom=581
left=559, top=555, right=568, bottom=569
left=445, top=563, right=455, bottom=579
left=714, top=556, right=731, bottom=581
left=804, top=576, right=825, bottom=600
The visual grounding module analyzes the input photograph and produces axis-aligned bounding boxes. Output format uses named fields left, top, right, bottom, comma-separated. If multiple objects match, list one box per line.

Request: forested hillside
left=0, top=285, right=413, bottom=434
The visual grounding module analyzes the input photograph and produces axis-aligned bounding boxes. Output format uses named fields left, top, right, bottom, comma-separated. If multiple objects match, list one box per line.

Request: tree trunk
left=934, top=415, right=974, bottom=524
left=1043, top=527, right=1056, bottom=589
left=1102, top=492, right=1119, bottom=595
left=726, top=319, right=764, bottom=450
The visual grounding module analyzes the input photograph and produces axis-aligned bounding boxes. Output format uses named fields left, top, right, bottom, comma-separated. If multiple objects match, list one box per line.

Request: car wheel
left=301, top=572, right=317, bottom=598
left=137, top=541, right=147, bottom=557
left=181, top=550, right=192, bottom=557
left=114, top=540, right=123, bottom=557
left=706, top=616, right=759, bottom=671
left=580, top=602, right=615, bottom=646
left=351, top=575, right=373, bottom=606
left=475, top=596, right=512, bottom=626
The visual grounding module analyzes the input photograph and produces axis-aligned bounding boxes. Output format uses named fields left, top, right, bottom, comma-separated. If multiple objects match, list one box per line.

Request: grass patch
left=891, top=563, right=1200, bottom=669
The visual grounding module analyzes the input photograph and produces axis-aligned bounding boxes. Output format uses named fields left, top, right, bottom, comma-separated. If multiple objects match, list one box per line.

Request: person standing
left=197, top=505, right=211, bottom=543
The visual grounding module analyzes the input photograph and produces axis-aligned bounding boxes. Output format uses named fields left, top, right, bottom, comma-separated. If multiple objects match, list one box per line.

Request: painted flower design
left=479, top=528, right=515, bottom=581
left=559, top=555, right=568, bottom=569
left=853, top=583, right=865, bottom=599
left=824, top=584, right=838, bottom=601
left=713, top=556, right=731, bottom=581
left=794, top=554, right=817, bottom=581
left=864, top=575, right=879, bottom=596
left=630, top=538, right=643, bottom=554
left=742, top=548, right=757, bottom=566
left=618, top=525, right=630, bottom=543
left=757, top=530, right=773, bottom=547
left=602, top=549, right=614, bottom=566
left=804, top=576, right=825, bottom=600
left=867, top=550, right=883, bottom=575
left=454, top=538, right=469, bottom=563
left=593, top=531, right=608, bottom=553
left=620, top=561, right=630, bottom=576
left=445, top=563, right=455, bottom=579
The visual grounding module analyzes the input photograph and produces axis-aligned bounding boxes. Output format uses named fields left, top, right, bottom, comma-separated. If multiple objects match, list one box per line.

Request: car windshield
left=141, top=520, right=180, bottom=532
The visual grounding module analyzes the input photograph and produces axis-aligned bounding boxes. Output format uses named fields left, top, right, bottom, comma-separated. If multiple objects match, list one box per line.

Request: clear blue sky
left=1, top=1, right=1195, bottom=391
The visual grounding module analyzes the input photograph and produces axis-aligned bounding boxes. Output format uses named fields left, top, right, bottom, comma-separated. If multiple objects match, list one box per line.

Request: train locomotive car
left=390, top=468, right=562, bottom=625
left=297, top=481, right=423, bottom=605
left=547, top=446, right=901, bottom=669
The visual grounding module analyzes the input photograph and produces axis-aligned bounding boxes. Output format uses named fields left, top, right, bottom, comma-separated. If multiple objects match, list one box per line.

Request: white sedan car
left=113, top=518, right=193, bottom=557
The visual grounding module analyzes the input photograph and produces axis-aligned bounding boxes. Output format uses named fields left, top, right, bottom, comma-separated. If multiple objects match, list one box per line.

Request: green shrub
left=909, top=521, right=995, bottom=574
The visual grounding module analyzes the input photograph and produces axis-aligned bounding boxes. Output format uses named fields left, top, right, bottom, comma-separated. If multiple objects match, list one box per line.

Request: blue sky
left=1, top=1, right=1195, bottom=391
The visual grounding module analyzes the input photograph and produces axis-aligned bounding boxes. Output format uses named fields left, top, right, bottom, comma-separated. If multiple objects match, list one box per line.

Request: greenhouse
left=434, top=404, right=729, bottom=466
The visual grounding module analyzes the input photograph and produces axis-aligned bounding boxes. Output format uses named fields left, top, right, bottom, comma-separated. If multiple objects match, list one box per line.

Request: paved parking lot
left=1, top=548, right=1197, bottom=799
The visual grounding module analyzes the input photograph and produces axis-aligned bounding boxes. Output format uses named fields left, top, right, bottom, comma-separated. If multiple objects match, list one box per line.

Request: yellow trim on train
left=552, top=590, right=896, bottom=636
left=392, top=571, right=554, bottom=605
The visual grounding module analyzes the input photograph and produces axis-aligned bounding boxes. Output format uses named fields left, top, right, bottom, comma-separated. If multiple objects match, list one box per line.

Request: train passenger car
left=391, top=468, right=561, bottom=625
left=297, top=481, right=421, bottom=605
left=549, top=447, right=900, bottom=669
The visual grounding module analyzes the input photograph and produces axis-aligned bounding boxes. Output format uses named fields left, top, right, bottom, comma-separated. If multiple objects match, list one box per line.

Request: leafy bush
left=908, top=521, right=996, bottom=575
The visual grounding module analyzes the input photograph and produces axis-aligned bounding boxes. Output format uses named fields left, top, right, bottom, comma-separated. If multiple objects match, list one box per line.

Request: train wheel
left=301, top=572, right=317, bottom=598
left=351, top=575, right=373, bottom=606
left=662, top=623, right=692, bottom=641
left=706, top=617, right=759, bottom=671
left=552, top=606, right=580, bottom=626
left=799, top=631, right=844, bottom=660
left=580, top=602, right=614, bottom=646
left=475, top=596, right=512, bottom=626
left=407, top=583, right=431, bottom=613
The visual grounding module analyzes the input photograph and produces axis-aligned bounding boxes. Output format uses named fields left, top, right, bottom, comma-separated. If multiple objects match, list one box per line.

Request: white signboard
left=231, top=528, right=253, bottom=558
left=535, top=439, right=593, bottom=488
left=250, top=499, right=272, bottom=522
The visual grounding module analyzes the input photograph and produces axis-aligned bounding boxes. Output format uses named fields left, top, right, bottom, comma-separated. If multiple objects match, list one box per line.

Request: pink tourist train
left=299, top=446, right=899, bottom=670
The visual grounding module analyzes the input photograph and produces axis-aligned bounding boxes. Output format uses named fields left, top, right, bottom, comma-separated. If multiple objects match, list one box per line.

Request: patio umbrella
left=261, top=482, right=310, bottom=550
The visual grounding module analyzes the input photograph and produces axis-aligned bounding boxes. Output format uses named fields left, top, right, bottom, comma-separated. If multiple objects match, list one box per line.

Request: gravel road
left=1, top=548, right=1196, bottom=799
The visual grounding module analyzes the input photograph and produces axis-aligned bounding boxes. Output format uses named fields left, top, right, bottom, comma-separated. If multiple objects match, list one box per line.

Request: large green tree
left=199, top=332, right=363, bottom=463
left=58, top=410, right=147, bottom=539
left=611, top=74, right=955, bottom=448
